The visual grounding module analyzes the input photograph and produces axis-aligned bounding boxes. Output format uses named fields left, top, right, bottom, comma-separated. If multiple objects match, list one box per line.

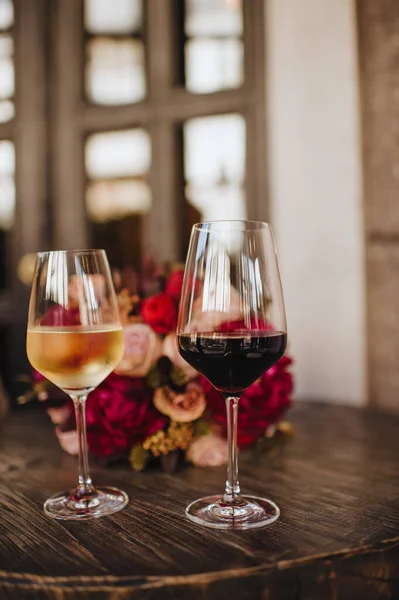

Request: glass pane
left=0, top=140, right=15, bottom=231
left=184, top=0, right=243, bottom=93
left=86, top=179, right=151, bottom=223
left=0, top=35, right=13, bottom=99
left=184, top=114, right=246, bottom=223
left=86, top=38, right=145, bottom=105
left=0, top=99, right=13, bottom=122
left=85, top=129, right=151, bottom=179
left=85, top=0, right=142, bottom=34
left=185, top=0, right=243, bottom=37
left=85, top=127, right=152, bottom=271
left=0, top=0, right=13, bottom=30
left=185, top=38, right=243, bottom=94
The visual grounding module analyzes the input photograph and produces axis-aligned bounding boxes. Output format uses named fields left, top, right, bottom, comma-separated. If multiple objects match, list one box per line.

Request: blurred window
left=85, top=129, right=151, bottom=270
left=85, top=0, right=142, bottom=34
left=84, top=0, right=145, bottom=105
left=0, top=140, right=14, bottom=291
left=184, top=0, right=244, bottom=93
left=0, top=0, right=14, bottom=299
left=0, top=0, right=14, bottom=122
left=3, top=0, right=266, bottom=285
left=0, top=139, right=15, bottom=231
left=184, top=114, right=246, bottom=221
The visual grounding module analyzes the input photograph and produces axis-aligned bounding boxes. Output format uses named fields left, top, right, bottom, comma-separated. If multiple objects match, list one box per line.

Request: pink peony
left=56, top=428, right=79, bottom=456
left=153, top=383, right=206, bottom=422
left=114, top=322, right=162, bottom=378
left=187, top=433, right=228, bottom=467
left=162, top=332, right=198, bottom=380
left=86, top=374, right=167, bottom=456
left=47, top=405, right=72, bottom=426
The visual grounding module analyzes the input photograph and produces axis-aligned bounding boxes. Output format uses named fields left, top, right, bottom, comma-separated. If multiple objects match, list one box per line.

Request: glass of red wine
left=177, top=221, right=287, bottom=529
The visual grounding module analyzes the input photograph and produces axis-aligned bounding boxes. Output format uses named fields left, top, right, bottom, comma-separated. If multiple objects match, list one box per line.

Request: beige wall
left=265, top=0, right=366, bottom=404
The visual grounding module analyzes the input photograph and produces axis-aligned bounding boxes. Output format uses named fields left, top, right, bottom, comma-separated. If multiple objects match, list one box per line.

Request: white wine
left=27, top=326, right=124, bottom=393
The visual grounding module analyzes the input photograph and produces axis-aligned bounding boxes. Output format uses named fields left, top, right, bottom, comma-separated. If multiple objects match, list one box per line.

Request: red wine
left=178, top=331, right=287, bottom=394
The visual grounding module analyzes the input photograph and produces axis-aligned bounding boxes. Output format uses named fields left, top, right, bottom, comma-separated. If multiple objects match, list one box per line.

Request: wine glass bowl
left=177, top=221, right=287, bottom=529
left=26, top=250, right=129, bottom=520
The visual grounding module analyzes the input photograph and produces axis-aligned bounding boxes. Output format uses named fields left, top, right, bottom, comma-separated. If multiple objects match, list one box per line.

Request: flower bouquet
left=31, top=266, right=294, bottom=472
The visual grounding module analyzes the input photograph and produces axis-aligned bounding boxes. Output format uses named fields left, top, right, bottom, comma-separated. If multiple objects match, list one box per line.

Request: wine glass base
left=43, top=486, right=129, bottom=520
left=185, top=495, right=280, bottom=530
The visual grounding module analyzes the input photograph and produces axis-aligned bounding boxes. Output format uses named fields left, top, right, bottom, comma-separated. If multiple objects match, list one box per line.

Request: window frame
left=49, top=0, right=269, bottom=261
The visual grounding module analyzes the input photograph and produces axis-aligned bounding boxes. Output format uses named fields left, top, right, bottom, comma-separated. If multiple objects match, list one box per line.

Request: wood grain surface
left=0, top=402, right=398, bottom=599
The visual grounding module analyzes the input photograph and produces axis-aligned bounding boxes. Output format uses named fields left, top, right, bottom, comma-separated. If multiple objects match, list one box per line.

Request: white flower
left=55, top=427, right=79, bottom=456
left=187, top=433, right=228, bottom=467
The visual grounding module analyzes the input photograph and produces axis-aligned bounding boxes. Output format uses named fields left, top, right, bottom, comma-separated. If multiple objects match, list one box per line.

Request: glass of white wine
left=26, top=250, right=128, bottom=520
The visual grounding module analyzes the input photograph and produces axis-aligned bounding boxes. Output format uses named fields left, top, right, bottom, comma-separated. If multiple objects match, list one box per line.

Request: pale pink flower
left=47, top=405, right=71, bottom=426
left=162, top=332, right=198, bottom=381
left=187, top=432, right=228, bottom=467
left=153, top=383, right=206, bottom=423
left=56, top=427, right=79, bottom=456
left=114, top=322, right=162, bottom=378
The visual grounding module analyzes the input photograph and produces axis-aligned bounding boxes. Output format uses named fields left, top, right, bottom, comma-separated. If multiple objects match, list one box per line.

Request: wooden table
left=0, top=402, right=398, bottom=599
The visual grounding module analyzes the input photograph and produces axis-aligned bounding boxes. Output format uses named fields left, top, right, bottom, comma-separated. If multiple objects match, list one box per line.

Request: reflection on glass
left=186, top=39, right=243, bottom=94
left=0, top=0, right=13, bottom=30
left=86, top=38, right=145, bottom=105
left=0, top=140, right=15, bottom=230
left=185, top=0, right=242, bottom=36
left=85, top=0, right=142, bottom=34
left=0, top=35, right=14, bottom=99
left=184, top=113, right=246, bottom=222
left=85, top=129, right=151, bottom=179
left=185, top=0, right=243, bottom=93
left=86, top=179, right=151, bottom=223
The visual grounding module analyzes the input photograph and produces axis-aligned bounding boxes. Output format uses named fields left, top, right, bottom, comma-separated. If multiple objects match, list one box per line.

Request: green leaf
left=194, top=419, right=211, bottom=437
left=129, top=445, right=149, bottom=471
left=146, top=367, right=162, bottom=390
left=170, top=366, right=188, bottom=387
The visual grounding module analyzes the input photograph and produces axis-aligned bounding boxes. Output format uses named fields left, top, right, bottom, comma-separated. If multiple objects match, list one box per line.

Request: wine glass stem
left=71, top=394, right=95, bottom=497
left=223, top=396, right=241, bottom=503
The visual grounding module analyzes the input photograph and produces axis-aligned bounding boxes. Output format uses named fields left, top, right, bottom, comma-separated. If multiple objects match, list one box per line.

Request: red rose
left=141, top=292, right=177, bottom=335
left=86, top=373, right=168, bottom=457
left=165, top=270, right=185, bottom=302
left=202, top=355, right=293, bottom=449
